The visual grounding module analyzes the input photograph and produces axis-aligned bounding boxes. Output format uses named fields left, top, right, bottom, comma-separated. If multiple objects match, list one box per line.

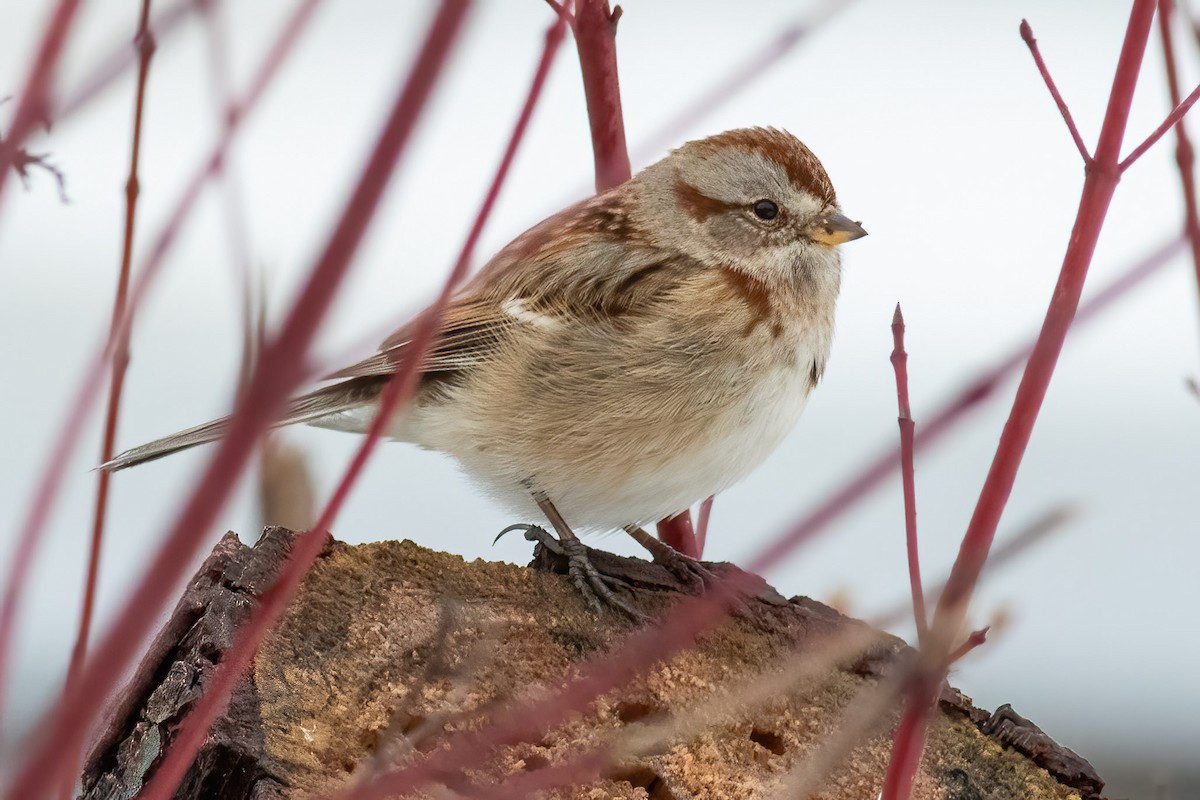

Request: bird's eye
left=752, top=199, right=779, bottom=220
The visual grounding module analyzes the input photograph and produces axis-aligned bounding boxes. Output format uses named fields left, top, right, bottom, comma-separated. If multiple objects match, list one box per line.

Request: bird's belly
left=590, top=365, right=814, bottom=527
left=413, top=357, right=817, bottom=532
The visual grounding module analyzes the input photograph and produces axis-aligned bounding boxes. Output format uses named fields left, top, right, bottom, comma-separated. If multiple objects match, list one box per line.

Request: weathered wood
left=80, top=528, right=1103, bottom=799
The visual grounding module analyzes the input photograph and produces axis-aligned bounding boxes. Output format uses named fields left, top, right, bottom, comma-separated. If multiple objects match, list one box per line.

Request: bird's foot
left=623, top=526, right=763, bottom=619
left=636, top=535, right=720, bottom=595
left=496, top=524, right=647, bottom=622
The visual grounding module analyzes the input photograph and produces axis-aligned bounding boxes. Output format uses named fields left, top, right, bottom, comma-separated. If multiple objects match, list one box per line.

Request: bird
left=103, top=127, right=866, bottom=617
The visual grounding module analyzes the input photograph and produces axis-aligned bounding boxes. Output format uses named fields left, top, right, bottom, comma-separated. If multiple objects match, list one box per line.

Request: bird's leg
left=623, top=525, right=718, bottom=594
left=498, top=492, right=646, bottom=621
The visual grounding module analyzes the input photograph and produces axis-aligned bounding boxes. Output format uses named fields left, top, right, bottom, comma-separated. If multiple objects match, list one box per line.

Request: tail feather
left=100, top=378, right=382, bottom=472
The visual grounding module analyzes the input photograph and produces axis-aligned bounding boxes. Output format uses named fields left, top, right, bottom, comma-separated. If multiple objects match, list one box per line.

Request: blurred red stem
left=746, top=233, right=1178, bottom=571
left=890, top=304, right=927, bottom=643
left=54, top=0, right=193, bottom=121
left=139, top=6, right=559, bottom=798
left=1157, top=0, right=1200, bottom=329
left=7, top=3, right=462, bottom=798
left=883, top=6, right=1160, bottom=799
left=0, top=1, right=322, bottom=782
left=945, top=626, right=989, bottom=666
left=630, top=0, right=852, bottom=166
left=57, top=1, right=156, bottom=793
left=572, top=0, right=630, bottom=192
left=0, top=0, right=81, bottom=208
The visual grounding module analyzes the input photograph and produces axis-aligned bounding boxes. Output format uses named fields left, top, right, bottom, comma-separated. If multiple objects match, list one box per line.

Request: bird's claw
left=497, top=523, right=647, bottom=622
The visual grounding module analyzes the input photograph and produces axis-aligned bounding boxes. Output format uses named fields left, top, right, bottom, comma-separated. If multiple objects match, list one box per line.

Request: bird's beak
left=807, top=211, right=867, bottom=246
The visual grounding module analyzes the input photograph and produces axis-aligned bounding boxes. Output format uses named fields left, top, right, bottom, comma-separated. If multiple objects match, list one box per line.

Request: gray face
left=629, top=128, right=859, bottom=285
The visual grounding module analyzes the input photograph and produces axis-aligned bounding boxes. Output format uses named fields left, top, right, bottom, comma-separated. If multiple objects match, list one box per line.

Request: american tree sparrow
left=105, top=127, right=866, bottom=616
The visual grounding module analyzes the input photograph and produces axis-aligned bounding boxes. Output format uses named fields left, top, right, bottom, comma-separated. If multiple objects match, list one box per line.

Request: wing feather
left=327, top=193, right=696, bottom=383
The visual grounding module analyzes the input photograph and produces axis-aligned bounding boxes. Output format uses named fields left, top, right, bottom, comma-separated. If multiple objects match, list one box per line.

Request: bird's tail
left=100, top=378, right=383, bottom=472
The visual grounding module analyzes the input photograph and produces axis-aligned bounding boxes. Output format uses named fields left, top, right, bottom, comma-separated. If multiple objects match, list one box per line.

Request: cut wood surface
left=80, top=528, right=1103, bottom=799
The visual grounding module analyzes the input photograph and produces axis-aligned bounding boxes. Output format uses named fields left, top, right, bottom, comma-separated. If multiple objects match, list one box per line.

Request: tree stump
left=80, top=528, right=1104, bottom=799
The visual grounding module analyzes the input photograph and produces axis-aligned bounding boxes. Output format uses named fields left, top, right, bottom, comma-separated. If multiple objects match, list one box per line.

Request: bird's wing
left=326, top=193, right=693, bottom=382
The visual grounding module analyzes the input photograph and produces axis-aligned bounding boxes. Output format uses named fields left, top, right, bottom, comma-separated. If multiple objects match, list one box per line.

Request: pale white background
left=2, top=1, right=1198, bottom=796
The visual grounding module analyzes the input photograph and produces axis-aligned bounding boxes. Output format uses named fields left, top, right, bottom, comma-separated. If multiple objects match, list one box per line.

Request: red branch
left=945, top=626, right=989, bottom=666
left=0, top=0, right=82, bottom=208
left=571, top=0, right=630, bottom=192
left=1120, top=79, right=1200, bottom=169
left=881, top=6, right=1163, bottom=798
left=138, top=7, right=563, bottom=797
left=1157, top=0, right=1200, bottom=323
left=6, top=4, right=467, bottom=798
left=871, top=505, right=1074, bottom=630
left=657, top=511, right=701, bottom=558
left=57, top=0, right=156, bottom=791
left=695, top=495, right=714, bottom=554
left=890, top=304, right=927, bottom=643
left=1019, top=20, right=1092, bottom=164
left=54, top=0, right=193, bottom=122
left=746, top=234, right=1180, bottom=576
left=0, top=0, right=324, bottom=766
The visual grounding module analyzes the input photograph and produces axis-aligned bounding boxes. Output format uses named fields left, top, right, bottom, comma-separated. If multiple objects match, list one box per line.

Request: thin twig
left=881, top=5, right=1162, bottom=798
left=695, top=495, right=714, bottom=554
left=0, top=1, right=325, bottom=779
left=945, top=626, right=989, bottom=667
left=138, top=4, right=563, bottom=798
left=56, top=2, right=156, bottom=795
left=1120, top=80, right=1200, bottom=169
left=746, top=234, right=1180, bottom=575
left=0, top=0, right=83, bottom=208
left=10, top=147, right=68, bottom=200
left=629, top=0, right=854, bottom=166
left=6, top=0, right=453, bottom=796
left=890, top=304, right=927, bottom=644
left=1156, top=0, right=1200, bottom=336
left=54, top=0, right=194, bottom=122
left=1020, top=19, right=1093, bottom=164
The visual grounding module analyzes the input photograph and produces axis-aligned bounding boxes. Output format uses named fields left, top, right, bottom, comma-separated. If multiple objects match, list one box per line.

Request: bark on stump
left=80, top=528, right=1104, bottom=799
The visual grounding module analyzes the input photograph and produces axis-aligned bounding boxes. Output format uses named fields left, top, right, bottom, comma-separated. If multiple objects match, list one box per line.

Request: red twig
left=0, top=0, right=82, bottom=208
left=0, top=0, right=323, bottom=769
left=890, top=304, right=927, bottom=644
left=945, top=626, right=989, bottom=666
left=657, top=511, right=701, bottom=558
left=871, top=505, right=1074, bottom=630
left=138, top=7, right=561, bottom=797
left=1121, top=81, right=1200, bottom=170
left=54, top=0, right=194, bottom=122
left=9, top=148, right=67, bottom=200
left=1157, top=0, right=1200, bottom=325
left=56, top=1, right=156, bottom=792
left=1019, top=19, right=1092, bottom=164
left=571, top=0, right=630, bottom=192
left=5, top=3, right=463, bottom=798
left=695, top=495, right=714, bottom=554
left=882, top=6, right=1163, bottom=798
left=746, top=234, right=1180, bottom=576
